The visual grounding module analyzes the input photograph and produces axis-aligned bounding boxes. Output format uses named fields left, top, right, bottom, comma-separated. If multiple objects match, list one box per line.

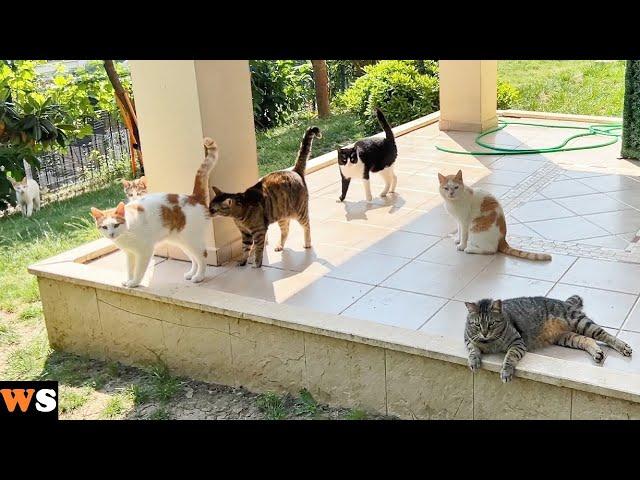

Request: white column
left=439, top=60, right=498, bottom=132
left=129, top=60, right=259, bottom=265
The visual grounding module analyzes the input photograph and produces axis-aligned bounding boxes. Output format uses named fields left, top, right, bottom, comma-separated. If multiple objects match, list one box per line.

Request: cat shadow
left=340, top=193, right=406, bottom=221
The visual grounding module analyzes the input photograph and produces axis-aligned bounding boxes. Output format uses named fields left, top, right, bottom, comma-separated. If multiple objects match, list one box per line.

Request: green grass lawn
left=0, top=183, right=123, bottom=313
left=498, top=60, right=625, bottom=117
left=256, top=111, right=366, bottom=176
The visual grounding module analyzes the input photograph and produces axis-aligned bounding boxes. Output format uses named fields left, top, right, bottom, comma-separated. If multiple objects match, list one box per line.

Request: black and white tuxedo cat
left=337, top=108, right=397, bottom=202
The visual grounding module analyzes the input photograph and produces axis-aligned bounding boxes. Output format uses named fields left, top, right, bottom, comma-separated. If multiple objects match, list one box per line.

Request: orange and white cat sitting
left=122, top=176, right=147, bottom=202
left=91, top=138, right=218, bottom=288
left=438, top=170, right=551, bottom=261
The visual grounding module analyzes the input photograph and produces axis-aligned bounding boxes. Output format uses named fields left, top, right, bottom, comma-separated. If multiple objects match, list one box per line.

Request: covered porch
left=29, top=61, right=640, bottom=419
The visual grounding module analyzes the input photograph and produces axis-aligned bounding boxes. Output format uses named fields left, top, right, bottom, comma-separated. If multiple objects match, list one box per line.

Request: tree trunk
left=311, top=60, right=330, bottom=119
left=622, top=60, right=640, bottom=160
left=103, top=60, right=144, bottom=175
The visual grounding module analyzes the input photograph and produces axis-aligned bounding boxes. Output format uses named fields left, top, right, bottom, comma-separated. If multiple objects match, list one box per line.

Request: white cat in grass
left=9, top=160, right=41, bottom=217
left=90, top=138, right=218, bottom=288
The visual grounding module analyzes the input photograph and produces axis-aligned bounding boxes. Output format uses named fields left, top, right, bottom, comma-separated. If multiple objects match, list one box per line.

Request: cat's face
left=208, top=187, right=245, bottom=218
left=465, top=299, right=504, bottom=343
left=122, top=176, right=147, bottom=202
left=337, top=147, right=357, bottom=166
left=438, top=170, right=464, bottom=200
left=10, top=178, right=28, bottom=196
left=90, top=202, right=127, bottom=240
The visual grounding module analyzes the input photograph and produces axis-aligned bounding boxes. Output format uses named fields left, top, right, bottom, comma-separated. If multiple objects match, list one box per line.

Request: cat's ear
left=122, top=179, right=130, bottom=187
left=211, top=186, right=222, bottom=197
left=138, top=176, right=147, bottom=187
left=437, top=173, right=446, bottom=185
left=90, top=207, right=104, bottom=220
left=8, top=176, right=17, bottom=187
left=115, top=202, right=126, bottom=217
left=455, top=170, right=463, bottom=182
left=491, top=300, right=502, bottom=312
left=464, top=302, right=478, bottom=313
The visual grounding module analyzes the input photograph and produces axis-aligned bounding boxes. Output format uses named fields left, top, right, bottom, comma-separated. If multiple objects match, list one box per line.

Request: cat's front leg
left=457, top=224, right=469, bottom=251
left=454, top=223, right=462, bottom=245
left=125, top=249, right=153, bottom=288
left=237, top=231, right=253, bottom=267
left=26, top=200, right=34, bottom=217
left=123, top=250, right=135, bottom=286
left=338, top=172, right=351, bottom=202
left=252, top=229, right=267, bottom=268
left=363, top=168, right=373, bottom=202
left=500, top=339, right=527, bottom=383
left=465, top=338, right=482, bottom=372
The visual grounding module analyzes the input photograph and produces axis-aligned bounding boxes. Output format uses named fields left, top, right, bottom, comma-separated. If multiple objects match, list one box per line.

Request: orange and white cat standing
left=438, top=170, right=551, bottom=261
left=90, top=138, right=218, bottom=287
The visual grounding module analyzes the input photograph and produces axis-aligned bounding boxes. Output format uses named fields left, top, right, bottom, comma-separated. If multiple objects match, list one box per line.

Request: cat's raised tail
left=375, top=108, right=395, bottom=144
left=293, top=126, right=322, bottom=176
left=192, top=137, right=219, bottom=204
left=498, top=238, right=552, bottom=261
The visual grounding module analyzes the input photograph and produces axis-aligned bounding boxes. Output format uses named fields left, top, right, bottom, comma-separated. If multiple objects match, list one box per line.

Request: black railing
left=36, top=111, right=131, bottom=202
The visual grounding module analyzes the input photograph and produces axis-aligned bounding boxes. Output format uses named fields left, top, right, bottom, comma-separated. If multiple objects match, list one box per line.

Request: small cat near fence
left=90, top=138, right=218, bottom=288
left=439, top=169, right=551, bottom=261
left=209, top=126, right=321, bottom=268
left=122, top=176, right=148, bottom=202
left=464, top=296, right=633, bottom=383
left=337, top=108, right=397, bottom=202
left=8, top=159, right=41, bottom=218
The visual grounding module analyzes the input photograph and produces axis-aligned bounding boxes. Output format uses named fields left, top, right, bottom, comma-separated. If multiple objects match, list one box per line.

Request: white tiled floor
left=87, top=118, right=640, bottom=377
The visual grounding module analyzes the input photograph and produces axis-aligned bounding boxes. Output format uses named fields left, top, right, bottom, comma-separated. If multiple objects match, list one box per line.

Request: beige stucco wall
left=37, top=275, right=640, bottom=419
left=129, top=60, right=259, bottom=265
left=439, top=60, right=498, bottom=132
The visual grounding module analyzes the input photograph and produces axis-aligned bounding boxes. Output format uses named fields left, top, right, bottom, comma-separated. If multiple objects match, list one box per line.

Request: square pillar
left=439, top=60, right=498, bottom=132
left=129, top=60, right=259, bottom=265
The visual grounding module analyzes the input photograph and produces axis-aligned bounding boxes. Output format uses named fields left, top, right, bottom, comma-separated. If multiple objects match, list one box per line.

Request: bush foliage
left=337, top=60, right=440, bottom=135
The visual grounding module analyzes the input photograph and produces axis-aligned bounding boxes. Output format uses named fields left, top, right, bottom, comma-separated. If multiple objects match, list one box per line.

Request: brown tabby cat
left=209, top=126, right=321, bottom=268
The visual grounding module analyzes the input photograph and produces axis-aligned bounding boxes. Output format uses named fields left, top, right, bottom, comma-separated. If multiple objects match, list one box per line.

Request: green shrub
left=250, top=60, right=313, bottom=130
left=338, top=60, right=439, bottom=135
left=497, top=81, right=520, bottom=110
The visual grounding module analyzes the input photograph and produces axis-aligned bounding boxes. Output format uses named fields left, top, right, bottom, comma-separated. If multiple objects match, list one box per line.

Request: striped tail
left=498, top=239, right=552, bottom=261
left=376, top=108, right=395, bottom=144
left=192, top=137, right=219, bottom=205
left=293, top=126, right=322, bottom=176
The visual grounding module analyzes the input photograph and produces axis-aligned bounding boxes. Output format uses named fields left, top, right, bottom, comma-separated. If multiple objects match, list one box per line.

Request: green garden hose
left=435, top=119, right=623, bottom=156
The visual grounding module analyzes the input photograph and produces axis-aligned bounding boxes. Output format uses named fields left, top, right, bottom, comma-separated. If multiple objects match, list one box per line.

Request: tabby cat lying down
left=464, top=295, right=632, bottom=383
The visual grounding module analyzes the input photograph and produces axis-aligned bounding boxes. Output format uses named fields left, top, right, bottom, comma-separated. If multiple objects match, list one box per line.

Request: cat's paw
left=190, top=274, right=204, bottom=283
left=380, top=192, right=388, bottom=198
left=304, top=243, right=312, bottom=249
left=337, top=196, right=345, bottom=203
left=123, top=280, right=141, bottom=288
left=620, top=342, right=633, bottom=357
left=236, top=260, right=248, bottom=267
left=183, top=272, right=194, bottom=281
left=252, top=263, right=263, bottom=269
left=274, top=245, right=284, bottom=252
left=593, top=348, right=606, bottom=365
left=457, top=244, right=466, bottom=251
left=468, top=356, right=481, bottom=372
left=500, top=367, right=514, bottom=383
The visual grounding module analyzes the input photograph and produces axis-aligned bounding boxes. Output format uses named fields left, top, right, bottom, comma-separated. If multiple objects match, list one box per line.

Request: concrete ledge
left=29, top=238, right=640, bottom=418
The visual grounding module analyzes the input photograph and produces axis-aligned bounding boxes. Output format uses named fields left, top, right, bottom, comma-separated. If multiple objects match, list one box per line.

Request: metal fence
left=36, top=111, right=132, bottom=203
